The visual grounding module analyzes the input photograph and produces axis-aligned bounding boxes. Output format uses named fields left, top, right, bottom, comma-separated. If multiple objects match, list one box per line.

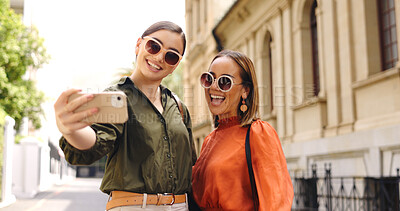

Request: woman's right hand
left=54, top=88, right=98, bottom=136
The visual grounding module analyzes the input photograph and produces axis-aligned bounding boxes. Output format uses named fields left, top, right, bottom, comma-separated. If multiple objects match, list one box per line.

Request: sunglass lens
left=145, top=40, right=161, bottom=54
left=201, top=73, right=213, bottom=88
left=218, top=76, right=232, bottom=91
left=165, top=52, right=179, bottom=65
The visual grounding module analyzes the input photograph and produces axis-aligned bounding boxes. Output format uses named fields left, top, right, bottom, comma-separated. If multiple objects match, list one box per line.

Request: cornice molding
left=186, top=42, right=206, bottom=62
left=352, top=67, right=400, bottom=90
left=291, top=96, right=327, bottom=110
left=236, top=6, right=250, bottom=23
left=280, top=0, right=292, bottom=10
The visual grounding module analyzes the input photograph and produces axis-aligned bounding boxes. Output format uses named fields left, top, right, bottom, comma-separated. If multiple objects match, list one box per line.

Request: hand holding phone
left=68, top=91, right=128, bottom=124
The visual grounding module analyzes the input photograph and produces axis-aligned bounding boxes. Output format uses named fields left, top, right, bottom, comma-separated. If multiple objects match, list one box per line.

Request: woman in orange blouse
left=191, top=50, right=294, bottom=210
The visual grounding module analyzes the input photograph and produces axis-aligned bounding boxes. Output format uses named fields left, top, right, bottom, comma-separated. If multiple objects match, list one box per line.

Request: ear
left=242, top=86, right=250, bottom=99
left=135, top=37, right=142, bottom=56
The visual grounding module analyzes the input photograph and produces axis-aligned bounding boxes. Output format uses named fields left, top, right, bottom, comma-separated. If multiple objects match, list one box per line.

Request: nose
left=210, top=79, right=219, bottom=91
left=154, top=51, right=164, bottom=63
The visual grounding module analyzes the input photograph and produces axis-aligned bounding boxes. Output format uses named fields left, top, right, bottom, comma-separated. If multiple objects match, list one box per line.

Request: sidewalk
left=1, top=178, right=108, bottom=211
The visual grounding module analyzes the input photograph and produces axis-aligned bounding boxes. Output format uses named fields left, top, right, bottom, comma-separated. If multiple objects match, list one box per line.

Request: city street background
left=1, top=178, right=108, bottom=211
left=2, top=0, right=400, bottom=210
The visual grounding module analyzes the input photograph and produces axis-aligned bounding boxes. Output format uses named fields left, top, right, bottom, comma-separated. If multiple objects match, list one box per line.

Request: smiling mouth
left=210, top=94, right=225, bottom=105
left=147, top=60, right=161, bottom=70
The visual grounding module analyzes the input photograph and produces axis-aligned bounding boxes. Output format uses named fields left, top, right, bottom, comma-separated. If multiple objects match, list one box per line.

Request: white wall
left=12, top=138, right=40, bottom=198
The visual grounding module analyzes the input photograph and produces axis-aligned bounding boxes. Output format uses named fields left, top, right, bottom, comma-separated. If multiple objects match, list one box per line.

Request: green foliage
left=0, top=0, right=49, bottom=130
left=112, top=61, right=135, bottom=84
left=162, top=61, right=184, bottom=99
left=113, top=67, right=133, bottom=84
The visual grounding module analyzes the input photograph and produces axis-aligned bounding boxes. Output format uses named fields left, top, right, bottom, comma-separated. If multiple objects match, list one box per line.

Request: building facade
left=184, top=0, right=400, bottom=177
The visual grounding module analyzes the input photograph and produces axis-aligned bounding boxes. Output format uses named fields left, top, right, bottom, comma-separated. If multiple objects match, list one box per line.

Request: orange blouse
left=192, top=117, right=293, bottom=210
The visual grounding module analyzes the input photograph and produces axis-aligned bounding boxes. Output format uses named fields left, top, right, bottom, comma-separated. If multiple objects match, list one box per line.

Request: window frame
left=378, top=0, right=398, bottom=70
left=310, top=0, right=320, bottom=97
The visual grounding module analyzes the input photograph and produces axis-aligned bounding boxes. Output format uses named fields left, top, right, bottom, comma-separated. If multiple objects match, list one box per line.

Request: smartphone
left=68, top=91, right=128, bottom=124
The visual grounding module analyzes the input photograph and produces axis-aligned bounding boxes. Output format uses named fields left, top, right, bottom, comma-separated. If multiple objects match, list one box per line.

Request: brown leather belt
left=106, top=191, right=186, bottom=210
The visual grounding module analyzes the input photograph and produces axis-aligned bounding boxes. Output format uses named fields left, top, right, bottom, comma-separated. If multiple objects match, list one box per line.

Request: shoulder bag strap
left=245, top=124, right=259, bottom=211
left=171, top=92, right=184, bottom=122
left=171, top=92, right=197, bottom=165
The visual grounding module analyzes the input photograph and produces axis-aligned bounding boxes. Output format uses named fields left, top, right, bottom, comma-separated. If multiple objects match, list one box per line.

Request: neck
left=130, top=70, right=161, bottom=102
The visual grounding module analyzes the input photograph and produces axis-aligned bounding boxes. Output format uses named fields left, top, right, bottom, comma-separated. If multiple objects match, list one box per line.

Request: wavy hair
left=211, top=50, right=259, bottom=127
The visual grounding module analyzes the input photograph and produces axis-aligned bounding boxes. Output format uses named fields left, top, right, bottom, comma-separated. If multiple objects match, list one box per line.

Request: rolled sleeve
left=59, top=123, right=123, bottom=165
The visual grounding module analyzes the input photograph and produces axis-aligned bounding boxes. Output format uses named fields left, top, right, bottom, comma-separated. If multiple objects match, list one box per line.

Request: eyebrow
left=209, top=71, right=236, bottom=78
left=152, top=37, right=181, bottom=55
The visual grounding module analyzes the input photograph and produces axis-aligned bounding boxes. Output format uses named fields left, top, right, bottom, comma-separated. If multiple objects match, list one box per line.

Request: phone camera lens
left=117, top=96, right=121, bottom=100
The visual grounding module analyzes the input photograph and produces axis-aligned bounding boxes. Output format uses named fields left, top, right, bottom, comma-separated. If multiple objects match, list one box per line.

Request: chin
left=210, top=108, right=226, bottom=117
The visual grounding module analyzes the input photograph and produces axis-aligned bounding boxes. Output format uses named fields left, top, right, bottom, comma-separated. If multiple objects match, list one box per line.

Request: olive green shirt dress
left=59, top=77, right=196, bottom=195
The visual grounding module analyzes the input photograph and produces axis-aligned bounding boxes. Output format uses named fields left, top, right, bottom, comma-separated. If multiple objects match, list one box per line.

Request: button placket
left=159, top=108, right=176, bottom=192
left=160, top=118, right=165, bottom=124
left=160, top=115, right=174, bottom=191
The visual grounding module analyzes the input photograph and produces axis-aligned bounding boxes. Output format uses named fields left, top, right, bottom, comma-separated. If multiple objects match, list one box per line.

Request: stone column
left=282, top=4, right=294, bottom=141
left=318, top=0, right=341, bottom=137
left=336, top=0, right=356, bottom=134
left=0, top=116, right=16, bottom=207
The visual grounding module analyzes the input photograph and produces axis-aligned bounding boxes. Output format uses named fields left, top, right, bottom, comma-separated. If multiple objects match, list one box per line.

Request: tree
left=0, top=0, right=50, bottom=130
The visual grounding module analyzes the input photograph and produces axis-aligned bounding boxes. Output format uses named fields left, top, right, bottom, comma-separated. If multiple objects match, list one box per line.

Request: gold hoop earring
left=240, top=99, right=248, bottom=112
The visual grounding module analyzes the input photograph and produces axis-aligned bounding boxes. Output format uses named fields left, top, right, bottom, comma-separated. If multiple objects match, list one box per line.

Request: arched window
left=310, top=0, right=320, bottom=96
left=261, top=32, right=274, bottom=115
left=378, top=0, right=398, bottom=70
left=268, top=36, right=274, bottom=112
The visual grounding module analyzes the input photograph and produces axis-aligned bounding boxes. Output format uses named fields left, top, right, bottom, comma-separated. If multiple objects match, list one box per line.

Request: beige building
left=184, top=0, right=400, bottom=178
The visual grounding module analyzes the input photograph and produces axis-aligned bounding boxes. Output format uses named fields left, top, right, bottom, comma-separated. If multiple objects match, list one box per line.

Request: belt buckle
left=157, top=193, right=175, bottom=205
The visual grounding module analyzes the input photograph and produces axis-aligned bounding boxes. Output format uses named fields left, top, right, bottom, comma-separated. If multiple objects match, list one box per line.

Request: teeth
left=148, top=61, right=160, bottom=70
left=211, top=95, right=224, bottom=99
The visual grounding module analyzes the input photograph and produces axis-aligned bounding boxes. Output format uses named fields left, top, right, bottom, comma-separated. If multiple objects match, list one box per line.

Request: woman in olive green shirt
left=54, top=21, right=196, bottom=211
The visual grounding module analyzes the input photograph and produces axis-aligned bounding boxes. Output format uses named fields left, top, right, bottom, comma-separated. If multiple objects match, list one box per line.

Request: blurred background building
left=184, top=0, right=400, bottom=178
left=2, top=0, right=399, bottom=209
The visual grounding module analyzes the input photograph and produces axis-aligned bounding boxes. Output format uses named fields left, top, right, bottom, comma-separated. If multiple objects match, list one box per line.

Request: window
left=378, top=0, right=398, bottom=70
left=268, top=36, right=274, bottom=112
left=261, top=32, right=274, bottom=115
left=310, top=0, right=320, bottom=96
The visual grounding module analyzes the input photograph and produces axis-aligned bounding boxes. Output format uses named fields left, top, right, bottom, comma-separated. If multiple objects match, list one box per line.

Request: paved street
left=1, top=178, right=108, bottom=211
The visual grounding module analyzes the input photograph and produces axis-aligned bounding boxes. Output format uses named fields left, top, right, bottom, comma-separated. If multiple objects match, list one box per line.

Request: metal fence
left=293, top=164, right=400, bottom=211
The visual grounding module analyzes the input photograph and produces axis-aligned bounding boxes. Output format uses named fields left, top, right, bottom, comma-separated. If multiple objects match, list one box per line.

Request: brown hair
left=141, top=21, right=186, bottom=56
left=211, top=50, right=259, bottom=127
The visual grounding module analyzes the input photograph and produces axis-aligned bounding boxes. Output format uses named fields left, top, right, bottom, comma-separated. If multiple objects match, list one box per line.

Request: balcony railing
left=292, top=164, right=400, bottom=211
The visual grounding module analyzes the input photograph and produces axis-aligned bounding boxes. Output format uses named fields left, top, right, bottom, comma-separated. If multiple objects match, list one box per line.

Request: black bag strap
left=245, top=124, right=259, bottom=211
